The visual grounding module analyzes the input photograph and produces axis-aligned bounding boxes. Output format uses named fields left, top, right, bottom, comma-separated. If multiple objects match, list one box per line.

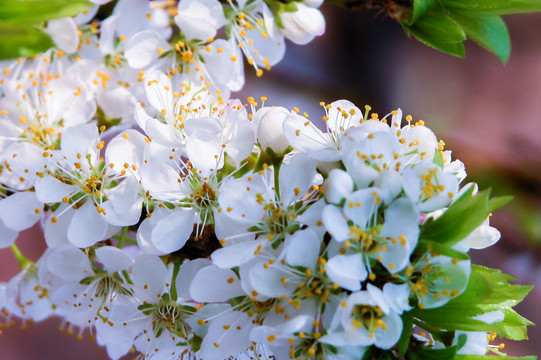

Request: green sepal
left=96, top=106, right=122, bottom=130
left=264, top=0, right=299, bottom=29
left=80, top=276, right=95, bottom=285
left=161, top=292, right=171, bottom=303
left=433, top=149, right=444, bottom=168
left=137, top=303, right=154, bottom=312
left=228, top=295, right=246, bottom=307
left=180, top=305, right=197, bottom=314
left=188, top=334, right=203, bottom=352
left=155, top=326, right=164, bottom=338
left=448, top=13, right=510, bottom=63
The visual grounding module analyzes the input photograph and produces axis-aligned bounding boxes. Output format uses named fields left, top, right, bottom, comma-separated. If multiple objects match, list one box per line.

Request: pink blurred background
left=1, top=4, right=541, bottom=359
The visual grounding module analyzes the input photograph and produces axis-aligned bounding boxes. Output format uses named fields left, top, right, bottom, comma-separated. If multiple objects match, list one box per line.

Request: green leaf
left=441, top=0, right=541, bottom=16
left=457, top=356, right=537, bottom=360
left=0, top=22, right=54, bottom=60
left=402, top=10, right=466, bottom=57
left=402, top=10, right=466, bottom=43
left=0, top=0, right=92, bottom=60
left=420, top=186, right=490, bottom=246
left=489, top=195, right=513, bottom=213
left=0, top=0, right=92, bottom=24
left=409, top=0, right=439, bottom=25
left=417, top=240, right=470, bottom=260
left=413, top=265, right=534, bottom=340
left=449, top=13, right=510, bottom=63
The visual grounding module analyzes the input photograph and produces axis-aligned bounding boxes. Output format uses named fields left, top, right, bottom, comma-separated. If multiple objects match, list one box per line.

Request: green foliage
left=442, top=0, right=541, bottom=16
left=420, top=186, right=511, bottom=247
left=0, top=0, right=91, bottom=24
left=0, top=0, right=92, bottom=60
left=0, top=22, right=54, bottom=60
left=401, top=0, right=541, bottom=63
left=405, top=334, right=466, bottom=360
left=413, top=265, right=534, bottom=340
left=456, top=356, right=537, bottom=360
left=402, top=9, right=466, bottom=57
left=448, top=14, right=510, bottom=63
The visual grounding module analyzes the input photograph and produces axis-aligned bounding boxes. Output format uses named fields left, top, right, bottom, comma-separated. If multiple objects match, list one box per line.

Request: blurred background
left=1, top=3, right=541, bottom=359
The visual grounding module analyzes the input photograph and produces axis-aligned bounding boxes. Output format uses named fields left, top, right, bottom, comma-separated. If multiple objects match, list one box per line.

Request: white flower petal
left=151, top=208, right=195, bottom=253
left=174, top=0, right=225, bottom=40
left=35, top=176, right=78, bottom=204
left=132, top=254, right=168, bottom=299
left=326, top=253, right=366, bottom=291
left=0, top=192, right=42, bottom=231
left=323, top=169, right=354, bottom=204
left=61, top=123, right=100, bottom=165
left=190, top=265, right=244, bottom=302
left=285, top=229, right=320, bottom=270
left=322, top=205, right=349, bottom=242
left=67, top=201, right=108, bottom=248
left=176, top=258, right=211, bottom=301
left=103, top=176, right=143, bottom=226
left=280, top=3, right=325, bottom=45
left=211, top=239, right=267, bottom=268
left=198, top=311, right=254, bottom=359
left=0, top=220, right=18, bottom=248
left=97, top=87, right=136, bottom=121
left=47, top=17, right=79, bottom=53
left=135, top=215, right=166, bottom=255
left=249, top=262, right=300, bottom=298
left=44, top=205, right=73, bottom=247
left=279, top=154, right=317, bottom=205
left=125, top=30, right=170, bottom=69
left=254, top=107, right=290, bottom=154
left=47, top=244, right=93, bottom=281
left=343, top=188, right=381, bottom=229
left=95, top=246, right=134, bottom=273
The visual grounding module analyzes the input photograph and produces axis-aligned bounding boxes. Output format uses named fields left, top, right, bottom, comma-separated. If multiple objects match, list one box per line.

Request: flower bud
left=280, top=3, right=325, bottom=45
left=254, top=107, right=291, bottom=155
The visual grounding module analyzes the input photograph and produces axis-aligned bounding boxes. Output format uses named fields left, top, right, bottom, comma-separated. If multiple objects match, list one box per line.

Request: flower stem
left=170, top=258, right=182, bottom=301
left=114, top=227, right=137, bottom=248
left=10, top=244, right=33, bottom=270
left=271, top=156, right=283, bottom=202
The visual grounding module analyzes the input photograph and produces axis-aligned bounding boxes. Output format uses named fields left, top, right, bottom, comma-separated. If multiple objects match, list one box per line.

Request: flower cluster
left=0, top=1, right=533, bottom=360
